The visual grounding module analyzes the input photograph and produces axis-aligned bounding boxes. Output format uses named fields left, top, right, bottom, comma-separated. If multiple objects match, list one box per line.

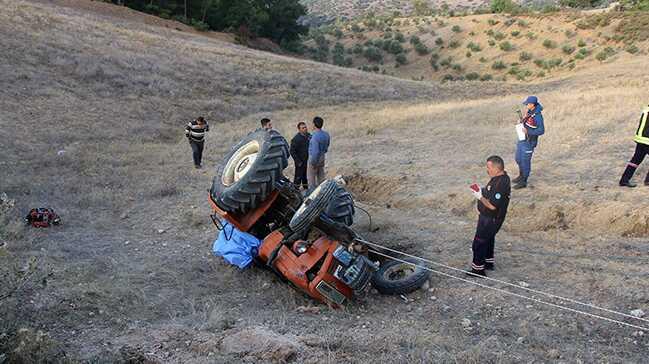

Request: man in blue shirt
left=307, top=116, right=330, bottom=190
left=513, top=96, right=545, bottom=189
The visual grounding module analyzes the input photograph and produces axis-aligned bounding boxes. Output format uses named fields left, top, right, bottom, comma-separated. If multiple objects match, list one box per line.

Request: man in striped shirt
left=185, top=116, right=209, bottom=169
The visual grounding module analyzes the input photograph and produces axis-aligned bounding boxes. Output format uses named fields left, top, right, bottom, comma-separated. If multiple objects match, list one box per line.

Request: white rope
left=358, top=237, right=649, bottom=326
left=368, top=249, right=649, bottom=332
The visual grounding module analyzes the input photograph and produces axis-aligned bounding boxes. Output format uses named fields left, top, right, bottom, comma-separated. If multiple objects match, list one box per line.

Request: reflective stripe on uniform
left=634, top=107, right=649, bottom=146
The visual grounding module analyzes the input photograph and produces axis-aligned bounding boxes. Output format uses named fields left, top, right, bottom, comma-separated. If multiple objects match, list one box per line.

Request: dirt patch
left=220, top=326, right=303, bottom=363
left=344, top=173, right=406, bottom=204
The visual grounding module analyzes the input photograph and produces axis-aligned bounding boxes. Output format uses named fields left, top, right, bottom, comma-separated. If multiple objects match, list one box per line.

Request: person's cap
left=523, top=96, right=538, bottom=105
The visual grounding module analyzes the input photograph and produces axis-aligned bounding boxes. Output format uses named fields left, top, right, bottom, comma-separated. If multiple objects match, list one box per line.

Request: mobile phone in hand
left=470, top=183, right=480, bottom=192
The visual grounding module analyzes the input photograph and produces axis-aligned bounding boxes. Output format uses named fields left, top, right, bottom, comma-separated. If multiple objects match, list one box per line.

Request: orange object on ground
left=258, top=231, right=353, bottom=307
left=208, top=190, right=280, bottom=232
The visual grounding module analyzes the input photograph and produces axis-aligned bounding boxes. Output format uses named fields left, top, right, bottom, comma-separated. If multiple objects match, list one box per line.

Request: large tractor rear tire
left=324, top=184, right=355, bottom=226
left=211, top=129, right=289, bottom=214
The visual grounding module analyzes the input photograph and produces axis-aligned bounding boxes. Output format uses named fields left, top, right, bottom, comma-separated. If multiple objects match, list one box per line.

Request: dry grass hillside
left=304, top=11, right=649, bottom=82
left=1, top=0, right=649, bottom=363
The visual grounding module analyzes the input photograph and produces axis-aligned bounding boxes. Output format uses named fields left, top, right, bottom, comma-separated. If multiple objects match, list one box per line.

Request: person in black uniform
left=289, top=122, right=311, bottom=190
left=619, top=105, right=649, bottom=187
left=468, top=155, right=511, bottom=277
left=185, top=116, right=209, bottom=169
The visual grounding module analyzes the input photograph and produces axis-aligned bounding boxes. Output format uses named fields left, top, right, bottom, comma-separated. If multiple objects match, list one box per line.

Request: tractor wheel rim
left=293, top=183, right=324, bottom=221
left=383, top=263, right=416, bottom=281
left=222, top=141, right=260, bottom=186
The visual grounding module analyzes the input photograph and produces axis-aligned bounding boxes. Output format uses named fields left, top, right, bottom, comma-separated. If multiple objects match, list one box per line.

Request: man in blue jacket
left=513, top=96, right=545, bottom=189
left=307, top=116, right=330, bottom=190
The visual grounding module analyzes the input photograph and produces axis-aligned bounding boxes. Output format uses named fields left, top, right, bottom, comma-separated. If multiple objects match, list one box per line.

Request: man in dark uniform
left=290, top=122, right=311, bottom=190
left=468, top=155, right=511, bottom=277
left=619, top=105, right=649, bottom=187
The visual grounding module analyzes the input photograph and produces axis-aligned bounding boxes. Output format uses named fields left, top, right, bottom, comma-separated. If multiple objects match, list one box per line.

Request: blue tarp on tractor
left=212, top=222, right=261, bottom=269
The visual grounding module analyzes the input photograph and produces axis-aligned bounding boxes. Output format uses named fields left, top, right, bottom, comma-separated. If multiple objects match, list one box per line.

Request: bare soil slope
left=1, top=1, right=648, bottom=363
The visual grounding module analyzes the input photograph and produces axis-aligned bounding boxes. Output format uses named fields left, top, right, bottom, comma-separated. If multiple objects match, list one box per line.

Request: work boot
left=466, top=269, right=486, bottom=278
left=512, top=168, right=523, bottom=184
left=513, top=180, right=527, bottom=189
left=485, top=262, right=495, bottom=270
left=619, top=164, right=637, bottom=187
left=194, top=164, right=202, bottom=169
left=644, top=173, right=649, bottom=186
left=619, top=181, right=637, bottom=188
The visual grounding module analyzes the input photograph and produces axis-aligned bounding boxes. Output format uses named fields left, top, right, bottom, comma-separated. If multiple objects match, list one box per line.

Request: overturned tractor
left=209, top=129, right=429, bottom=306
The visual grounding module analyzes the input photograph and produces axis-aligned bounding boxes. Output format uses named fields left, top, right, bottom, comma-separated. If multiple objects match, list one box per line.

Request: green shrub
left=511, top=30, right=520, bottom=37
left=488, top=19, right=499, bottom=26
left=191, top=19, right=209, bottom=32
left=394, top=32, right=406, bottom=42
left=491, top=0, right=519, bottom=13
left=626, top=44, right=639, bottom=54
left=467, top=42, right=482, bottom=52
left=562, top=45, right=576, bottom=54
left=435, top=37, right=444, bottom=46
left=479, top=56, right=488, bottom=63
left=334, top=29, right=344, bottom=39
left=395, top=53, right=408, bottom=65
left=410, top=35, right=422, bottom=45
left=387, top=40, right=402, bottom=54
left=449, top=40, right=461, bottom=48
left=494, top=32, right=506, bottom=40
left=542, top=39, right=557, bottom=49
left=534, top=58, right=546, bottom=68
left=526, top=31, right=537, bottom=40
left=352, top=44, right=364, bottom=54
left=488, top=39, right=496, bottom=47
left=537, top=71, right=546, bottom=77
left=519, top=51, right=533, bottom=61
left=596, top=46, right=616, bottom=61
left=442, top=74, right=455, bottom=82
left=452, top=63, right=463, bottom=71
left=351, top=23, right=363, bottom=32
left=486, top=29, right=495, bottom=37
left=504, top=18, right=516, bottom=27
left=414, top=42, right=431, bottom=55
left=500, top=41, right=514, bottom=51
left=466, top=72, right=480, bottom=80
left=577, top=39, right=587, bottom=47
left=364, top=46, right=383, bottom=62
left=466, top=51, right=472, bottom=58
left=517, top=19, right=529, bottom=27
left=383, top=31, right=393, bottom=39
left=440, top=56, right=453, bottom=67
left=480, top=74, right=493, bottom=81
left=452, top=25, right=462, bottom=32
left=560, top=0, right=600, bottom=8
left=578, top=47, right=591, bottom=56
left=492, top=60, right=507, bottom=70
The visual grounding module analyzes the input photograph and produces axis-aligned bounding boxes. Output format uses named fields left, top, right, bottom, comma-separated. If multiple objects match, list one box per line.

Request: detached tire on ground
left=289, top=179, right=337, bottom=233
left=324, top=184, right=355, bottom=226
left=371, top=258, right=430, bottom=295
left=211, top=129, right=289, bottom=214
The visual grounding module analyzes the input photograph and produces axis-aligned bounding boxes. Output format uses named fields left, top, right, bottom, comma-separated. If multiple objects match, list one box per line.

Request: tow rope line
left=357, top=239, right=649, bottom=332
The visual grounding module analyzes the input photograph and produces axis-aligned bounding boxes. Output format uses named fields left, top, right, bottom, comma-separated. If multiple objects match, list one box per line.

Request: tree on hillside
left=116, top=0, right=307, bottom=45
left=412, top=0, right=433, bottom=16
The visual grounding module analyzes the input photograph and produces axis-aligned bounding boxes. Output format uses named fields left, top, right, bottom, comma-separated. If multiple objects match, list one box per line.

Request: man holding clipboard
left=513, top=96, right=545, bottom=189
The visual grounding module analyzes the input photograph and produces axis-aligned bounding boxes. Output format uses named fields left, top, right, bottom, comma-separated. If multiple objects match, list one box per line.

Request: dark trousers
left=189, top=140, right=204, bottom=167
left=472, top=214, right=505, bottom=271
left=293, top=163, right=308, bottom=189
left=620, top=143, right=649, bottom=184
